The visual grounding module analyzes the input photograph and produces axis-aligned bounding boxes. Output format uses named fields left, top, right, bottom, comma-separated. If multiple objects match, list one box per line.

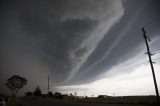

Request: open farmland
left=6, top=96, right=159, bottom=106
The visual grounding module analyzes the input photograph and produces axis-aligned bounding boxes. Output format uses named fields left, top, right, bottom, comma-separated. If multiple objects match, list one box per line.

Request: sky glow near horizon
left=53, top=48, right=160, bottom=96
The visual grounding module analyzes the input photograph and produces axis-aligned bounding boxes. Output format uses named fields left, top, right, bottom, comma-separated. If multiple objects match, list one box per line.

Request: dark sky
left=0, top=0, right=160, bottom=95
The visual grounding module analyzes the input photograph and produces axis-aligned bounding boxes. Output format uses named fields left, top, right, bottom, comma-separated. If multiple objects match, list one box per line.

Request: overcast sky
left=0, top=0, right=160, bottom=96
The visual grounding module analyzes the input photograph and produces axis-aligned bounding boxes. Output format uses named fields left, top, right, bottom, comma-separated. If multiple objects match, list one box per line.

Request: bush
left=48, top=91, right=54, bottom=97
left=34, top=86, right=42, bottom=97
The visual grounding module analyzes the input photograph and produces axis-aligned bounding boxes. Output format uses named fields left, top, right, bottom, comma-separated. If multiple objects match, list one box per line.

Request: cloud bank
left=0, top=0, right=124, bottom=91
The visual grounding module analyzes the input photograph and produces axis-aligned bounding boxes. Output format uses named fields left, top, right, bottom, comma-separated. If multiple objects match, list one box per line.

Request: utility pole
left=48, top=75, right=49, bottom=93
left=142, top=27, right=159, bottom=104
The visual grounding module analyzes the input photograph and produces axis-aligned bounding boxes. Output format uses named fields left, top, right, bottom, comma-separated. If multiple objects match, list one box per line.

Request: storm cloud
left=0, top=0, right=124, bottom=89
left=0, top=0, right=160, bottom=95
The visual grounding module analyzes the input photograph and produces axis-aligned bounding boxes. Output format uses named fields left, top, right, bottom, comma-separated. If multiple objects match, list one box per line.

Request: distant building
left=97, top=95, right=110, bottom=98
left=54, top=92, right=63, bottom=99
left=77, top=96, right=85, bottom=99
left=24, top=92, right=33, bottom=97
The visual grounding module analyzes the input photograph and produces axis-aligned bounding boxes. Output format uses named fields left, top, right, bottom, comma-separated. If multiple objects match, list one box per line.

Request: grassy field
left=5, top=96, right=159, bottom=106
left=7, top=97, right=158, bottom=106
left=78, top=96, right=158, bottom=104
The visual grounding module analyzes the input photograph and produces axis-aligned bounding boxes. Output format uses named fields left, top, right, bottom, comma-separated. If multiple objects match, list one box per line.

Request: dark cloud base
left=0, top=0, right=160, bottom=94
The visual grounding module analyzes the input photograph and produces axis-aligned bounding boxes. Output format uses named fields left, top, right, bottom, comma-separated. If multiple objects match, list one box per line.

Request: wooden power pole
left=142, top=28, right=159, bottom=104
left=48, top=75, right=49, bottom=93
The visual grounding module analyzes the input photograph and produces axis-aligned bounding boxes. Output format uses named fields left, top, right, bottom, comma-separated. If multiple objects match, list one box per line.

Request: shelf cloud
left=1, top=0, right=160, bottom=95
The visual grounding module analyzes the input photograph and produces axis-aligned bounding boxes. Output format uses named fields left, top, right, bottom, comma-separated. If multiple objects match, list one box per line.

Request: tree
left=74, top=92, right=77, bottom=96
left=34, top=86, right=42, bottom=97
left=5, top=75, right=27, bottom=96
left=48, top=91, right=54, bottom=97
